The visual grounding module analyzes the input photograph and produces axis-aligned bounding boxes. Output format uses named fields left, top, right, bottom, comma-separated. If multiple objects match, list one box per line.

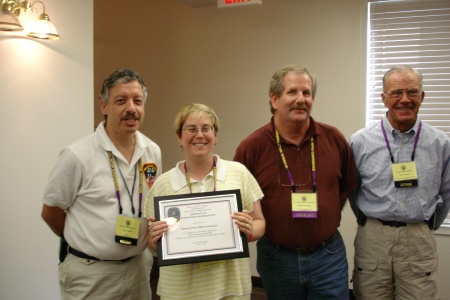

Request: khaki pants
left=352, top=218, right=437, bottom=300
left=59, top=252, right=152, bottom=300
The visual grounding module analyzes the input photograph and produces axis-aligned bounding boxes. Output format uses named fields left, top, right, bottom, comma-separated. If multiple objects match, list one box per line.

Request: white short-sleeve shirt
left=43, top=122, right=162, bottom=260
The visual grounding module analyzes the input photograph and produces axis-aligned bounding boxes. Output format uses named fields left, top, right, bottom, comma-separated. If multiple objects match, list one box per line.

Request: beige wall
left=94, top=1, right=450, bottom=299
left=1, top=1, right=447, bottom=299
left=94, top=0, right=365, bottom=166
left=0, top=1, right=93, bottom=299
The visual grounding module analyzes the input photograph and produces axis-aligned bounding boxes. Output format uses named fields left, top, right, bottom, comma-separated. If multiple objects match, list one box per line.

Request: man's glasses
left=183, top=125, right=215, bottom=135
left=385, top=89, right=421, bottom=100
left=278, top=172, right=311, bottom=189
left=277, top=151, right=311, bottom=188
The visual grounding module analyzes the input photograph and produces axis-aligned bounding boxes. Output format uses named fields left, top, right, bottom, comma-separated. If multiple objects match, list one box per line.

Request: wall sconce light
left=0, top=0, right=60, bottom=40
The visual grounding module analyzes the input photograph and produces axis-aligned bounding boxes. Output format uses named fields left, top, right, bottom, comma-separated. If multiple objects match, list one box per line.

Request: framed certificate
left=154, top=189, right=249, bottom=266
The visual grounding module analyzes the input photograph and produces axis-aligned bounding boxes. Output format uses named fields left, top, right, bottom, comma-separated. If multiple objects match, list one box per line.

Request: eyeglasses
left=278, top=173, right=311, bottom=188
left=385, top=89, right=421, bottom=100
left=277, top=151, right=311, bottom=188
left=182, top=125, right=215, bottom=135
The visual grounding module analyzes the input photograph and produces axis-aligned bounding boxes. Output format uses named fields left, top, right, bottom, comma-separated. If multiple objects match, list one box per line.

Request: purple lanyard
left=107, top=151, right=143, bottom=217
left=275, top=129, right=317, bottom=192
left=381, top=119, right=422, bottom=163
left=184, top=159, right=217, bottom=193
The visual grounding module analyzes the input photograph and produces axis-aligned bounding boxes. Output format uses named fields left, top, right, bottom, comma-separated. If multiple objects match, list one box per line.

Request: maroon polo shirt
left=234, top=117, right=358, bottom=248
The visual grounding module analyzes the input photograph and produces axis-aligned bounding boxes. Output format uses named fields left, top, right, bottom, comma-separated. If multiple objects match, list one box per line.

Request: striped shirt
left=144, top=155, right=263, bottom=300
left=349, top=115, right=450, bottom=228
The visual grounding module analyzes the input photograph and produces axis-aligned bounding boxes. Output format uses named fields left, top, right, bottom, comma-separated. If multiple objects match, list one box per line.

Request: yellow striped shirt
left=144, top=155, right=263, bottom=300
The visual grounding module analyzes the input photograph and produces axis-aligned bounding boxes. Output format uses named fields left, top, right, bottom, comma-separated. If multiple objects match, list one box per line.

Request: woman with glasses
left=144, top=103, right=265, bottom=300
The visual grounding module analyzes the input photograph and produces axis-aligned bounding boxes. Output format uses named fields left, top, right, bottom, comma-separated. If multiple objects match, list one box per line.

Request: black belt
left=378, top=219, right=407, bottom=227
left=68, top=247, right=134, bottom=262
left=262, top=231, right=341, bottom=255
left=357, top=209, right=435, bottom=231
left=378, top=218, right=434, bottom=230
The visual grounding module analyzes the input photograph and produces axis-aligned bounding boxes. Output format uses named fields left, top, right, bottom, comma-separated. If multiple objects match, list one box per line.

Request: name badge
left=115, top=215, right=141, bottom=246
left=291, top=192, right=318, bottom=218
left=391, top=161, right=418, bottom=188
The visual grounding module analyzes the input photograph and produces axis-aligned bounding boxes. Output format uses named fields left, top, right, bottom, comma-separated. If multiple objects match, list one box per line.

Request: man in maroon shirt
left=234, top=64, right=358, bottom=300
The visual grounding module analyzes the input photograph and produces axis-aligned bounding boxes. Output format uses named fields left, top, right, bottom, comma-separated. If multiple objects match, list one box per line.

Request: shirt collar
left=170, top=154, right=226, bottom=192
left=267, top=116, right=319, bottom=145
left=95, top=121, right=146, bottom=165
left=383, top=113, right=421, bottom=136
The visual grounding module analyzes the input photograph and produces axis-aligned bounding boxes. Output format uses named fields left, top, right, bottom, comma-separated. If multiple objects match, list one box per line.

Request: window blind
left=367, top=0, right=450, bottom=227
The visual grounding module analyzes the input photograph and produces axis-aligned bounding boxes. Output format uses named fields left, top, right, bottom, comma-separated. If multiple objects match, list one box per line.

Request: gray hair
left=382, top=65, right=423, bottom=91
left=268, top=65, right=317, bottom=114
left=100, top=68, right=148, bottom=103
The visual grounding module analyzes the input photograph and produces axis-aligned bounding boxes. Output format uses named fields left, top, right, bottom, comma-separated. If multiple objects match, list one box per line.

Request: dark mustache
left=121, top=112, right=139, bottom=120
left=290, top=104, right=308, bottom=111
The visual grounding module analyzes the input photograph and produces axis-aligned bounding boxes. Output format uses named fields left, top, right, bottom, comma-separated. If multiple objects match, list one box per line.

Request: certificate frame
left=154, top=189, right=249, bottom=266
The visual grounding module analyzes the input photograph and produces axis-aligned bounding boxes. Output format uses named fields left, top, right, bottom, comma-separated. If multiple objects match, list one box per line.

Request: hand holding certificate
left=154, top=189, right=249, bottom=266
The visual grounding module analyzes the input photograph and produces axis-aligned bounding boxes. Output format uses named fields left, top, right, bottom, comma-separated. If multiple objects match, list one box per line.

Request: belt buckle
left=378, top=219, right=407, bottom=227
left=296, top=245, right=319, bottom=255
left=393, top=221, right=406, bottom=228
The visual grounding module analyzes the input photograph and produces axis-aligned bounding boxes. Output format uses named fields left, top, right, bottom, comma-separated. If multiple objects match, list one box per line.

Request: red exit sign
left=218, top=0, right=262, bottom=8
